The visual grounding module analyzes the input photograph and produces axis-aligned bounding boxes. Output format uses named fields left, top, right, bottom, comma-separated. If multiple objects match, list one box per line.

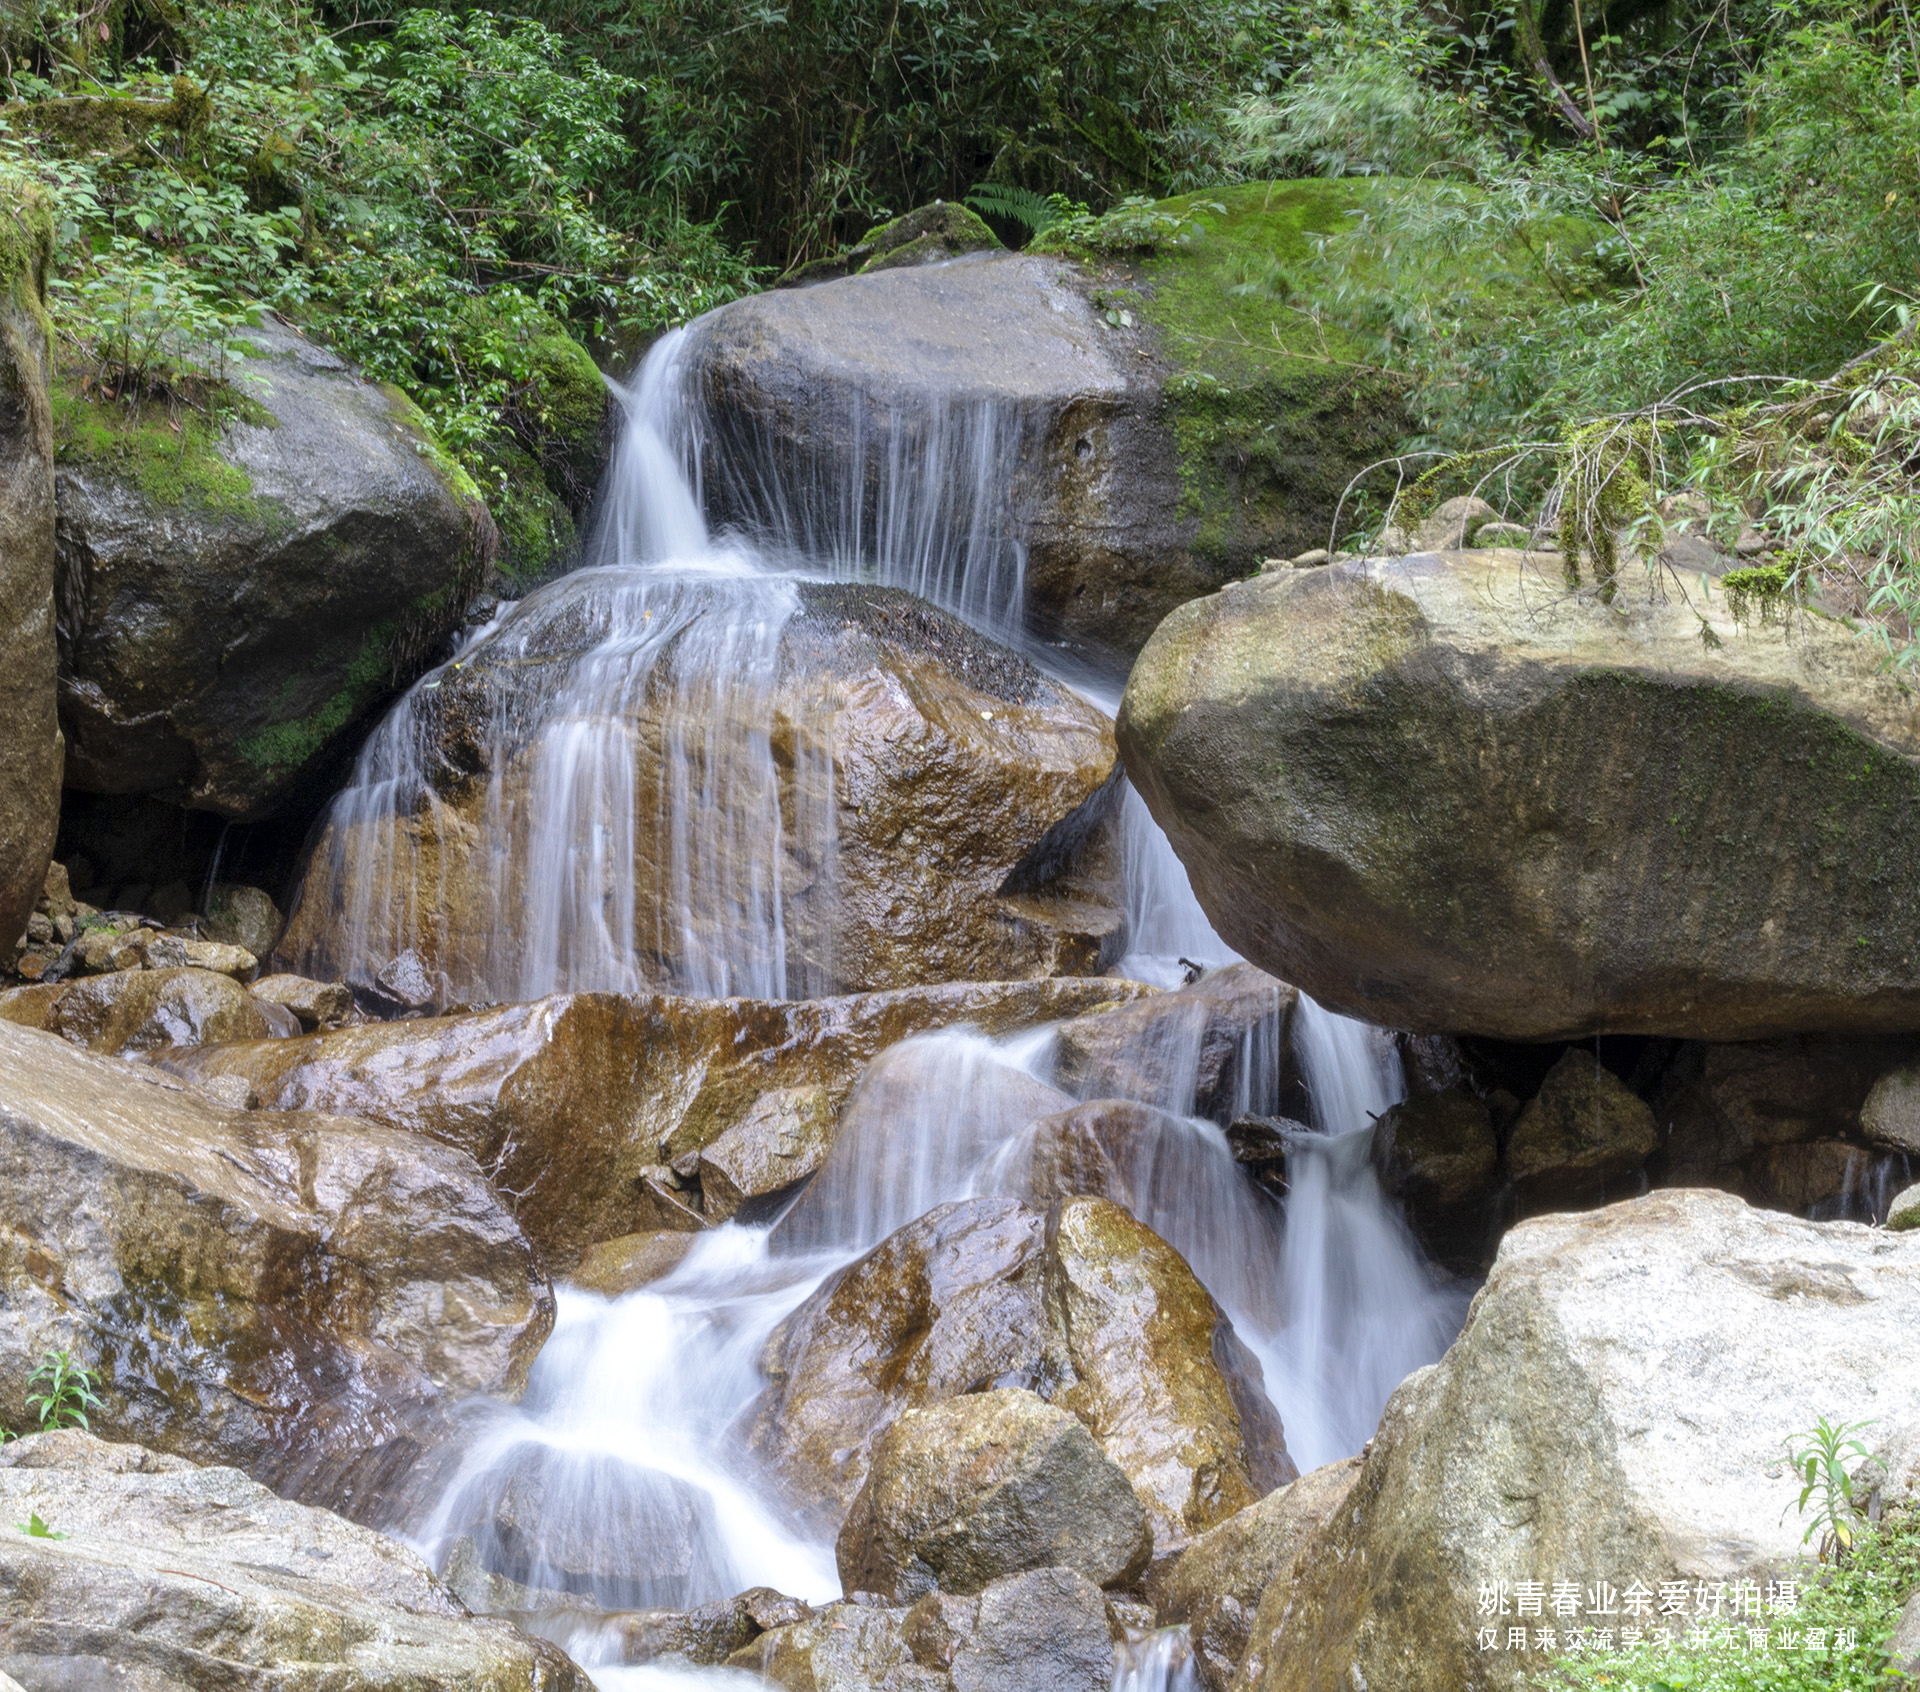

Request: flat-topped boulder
left=0, top=1430, right=588, bottom=1690
left=1120, top=549, right=1920, bottom=1039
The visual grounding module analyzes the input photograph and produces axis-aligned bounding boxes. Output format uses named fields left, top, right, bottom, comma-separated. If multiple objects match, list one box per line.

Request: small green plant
left=15, top=1511, right=69, bottom=1539
left=25, top=1351, right=100, bottom=1433
left=1785, top=1417, right=1885, bottom=1562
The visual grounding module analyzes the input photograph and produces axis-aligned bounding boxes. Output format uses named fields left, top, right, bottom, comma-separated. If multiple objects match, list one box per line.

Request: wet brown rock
left=1749, top=1139, right=1875, bottom=1214
left=734, top=1599, right=918, bottom=1690
left=279, top=581, right=1124, bottom=997
left=617, top=1587, right=811, bottom=1667
left=250, top=971, right=356, bottom=1031
left=749, top=1193, right=1288, bottom=1553
left=1157, top=1456, right=1361, bottom=1691
left=1370, top=1088, right=1501, bottom=1271
left=698, top=1084, right=837, bottom=1222
left=3, top=965, right=292, bottom=1053
left=835, top=1388, right=1153, bottom=1601
left=749, top=1198, right=1057, bottom=1529
left=1507, top=1049, right=1659, bottom=1207
left=0, top=1021, right=552, bottom=1511
left=1017, top=1099, right=1168, bottom=1209
left=571, top=1230, right=697, bottom=1296
left=1043, top=1197, right=1293, bottom=1561
left=1656, top=1034, right=1917, bottom=1183
left=1050, top=964, right=1297, bottom=1118
left=0, top=183, right=60, bottom=956
left=150, top=978, right=1149, bottom=1269
left=949, top=1566, right=1116, bottom=1692
left=0, top=1430, right=589, bottom=1691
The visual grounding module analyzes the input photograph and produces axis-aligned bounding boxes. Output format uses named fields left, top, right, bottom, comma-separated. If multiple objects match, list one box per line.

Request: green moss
left=235, top=616, right=398, bottom=775
left=856, top=201, right=1001, bottom=269
left=0, top=173, right=54, bottom=346
left=51, top=377, right=260, bottom=517
left=478, top=439, right=578, bottom=585
left=523, top=326, right=607, bottom=462
left=376, top=382, right=485, bottom=505
left=1103, top=181, right=1589, bottom=556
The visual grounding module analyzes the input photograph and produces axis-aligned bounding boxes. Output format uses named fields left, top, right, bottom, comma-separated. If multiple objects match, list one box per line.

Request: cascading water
left=314, top=304, right=1475, bottom=1686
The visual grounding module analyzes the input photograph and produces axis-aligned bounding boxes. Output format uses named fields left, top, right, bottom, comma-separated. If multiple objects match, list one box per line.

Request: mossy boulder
left=0, top=177, right=62, bottom=952
left=1119, top=549, right=1920, bottom=1041
left=783, top=200, right=1003, bottom=285
left=697, top=182, right=1576, bottom=673
left=53, top=314, right=497, bottom=819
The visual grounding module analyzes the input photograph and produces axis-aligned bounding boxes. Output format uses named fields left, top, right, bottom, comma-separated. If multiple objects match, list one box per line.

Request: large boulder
left=0, top=965, right=295, bottom=1053
left=1120, top=548, right=1920, bottom=1040
left=52, top=314, right=495, bottom=819
left=698, top=184, right=1582, bottom=670
left=0, top=1430, right=588, bottom=1691
left=1241, top=1190, right=1920, bottom=1692
left=278, top=575, right=1124, bottom=1000
left=0, top=182, right=61, bottom=953
left=834, top=1388, right=1152, bottom=1600
left=150, top=978, right=1151, bottom=1270
left=748, top=1194, right=1289, bottom=1556
left=0, top=1021, right=551, bottom=1513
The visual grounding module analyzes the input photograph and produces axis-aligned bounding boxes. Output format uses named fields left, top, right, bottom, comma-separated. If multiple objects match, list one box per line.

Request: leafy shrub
left=25, top=1349, right=100, bottom=1432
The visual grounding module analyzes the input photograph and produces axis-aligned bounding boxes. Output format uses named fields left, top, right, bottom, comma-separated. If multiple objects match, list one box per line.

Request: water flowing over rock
left=53, top=315, right=495, bottom=820
left=0, top=183, right=61, bottom=954
left=0, top=1430, right=589, bottom=1691
left=0, top=1021, right=551, bottom=1513
left=835, top=1388, right=1153, bottom=1600
left=690, top=244, right=1399, bottom=670
left=150, top=977, right=1151, bottom=1269
left=278, top=565, right=1122, bottom=1001
left=1241, top=1190, right=1920, bottom=1692
left=1119, top=549, right=1920, bottom=1040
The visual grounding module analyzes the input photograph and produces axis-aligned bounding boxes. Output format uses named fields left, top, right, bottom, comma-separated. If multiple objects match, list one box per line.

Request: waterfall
left=335, top=303, right=1474, bottom=1681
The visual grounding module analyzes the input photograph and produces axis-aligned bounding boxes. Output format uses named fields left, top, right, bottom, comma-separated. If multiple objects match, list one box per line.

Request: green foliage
left=25, top=1350, right=100, bottom=1432
left=1535, top=1508, right=1920, bottom=1692
left=15, top=1511, right=68, bottom=1539
left=1034, top=194, right=1225, bottom=257
left=1786, top=1418, right=1886, bottom=1561
left=964, top=182, right=1080, bottom=239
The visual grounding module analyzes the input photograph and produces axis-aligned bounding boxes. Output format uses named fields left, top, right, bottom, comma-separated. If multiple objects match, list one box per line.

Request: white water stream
left=315, top=314, right=1474, bottom=1684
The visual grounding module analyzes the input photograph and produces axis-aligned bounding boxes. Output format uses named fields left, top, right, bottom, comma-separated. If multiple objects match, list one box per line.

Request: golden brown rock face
left=278, top=581, right=1123, bottom=1003
left=0, top=1021, right=552, bottom=1517
left=747, top=1193, right=1291, bottom=1559
left=148, top=977, right=1154, bottom=1270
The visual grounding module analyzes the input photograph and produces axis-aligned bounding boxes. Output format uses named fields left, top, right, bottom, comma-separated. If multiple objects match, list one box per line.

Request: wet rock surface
left=278, top=578, right=1124, bottom=1000
left=1369, top=1087, right=1500, bottom=1271
left=1243, top=1190, right=1920, bottom=1692
left=0, top=1020, right=551, bottom=1513
left=1120, top=549, right=1920, bottom=1040
left=1158, top=1455, right=1361, bottom=1691
left=835, top=1387, right=1153, bottom=1600
left=150, top=977, right=1151, bottom=1269
left=0, top=184, right=61, bottom=957
left=1506, top=1048, right=1660, bottom=1207
left=0, top=1430, right=588, bottom=1691
left=54, top=315, right=495, bottom=819
left=1, top=965, right=294, bottom=1052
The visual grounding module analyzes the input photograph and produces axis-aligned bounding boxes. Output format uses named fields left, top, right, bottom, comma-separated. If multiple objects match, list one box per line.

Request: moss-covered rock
left=53, top=314, right=498, bottom=820
left=698, top=182, right=1578, bottom=673
left=1119, top=548, right=1920, bottom=1041
left=0, top=175, right=61, bottom=953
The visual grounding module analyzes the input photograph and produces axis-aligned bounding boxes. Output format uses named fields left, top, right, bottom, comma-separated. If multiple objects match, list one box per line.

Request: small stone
left=1507, top=1050, right=1659, bottom=1206
left=251, top=972, right=355, bottom=1030
left=1470, top=521, right=1534, bottom=547
left=1412, top=495, right=1498, bottom=552
left=1887, top=1184, right=1920, bottom=1231
left=949, top=1566, right=1115, bottom=1692
left=196, top=1073, right=260, bottom=1111
left=573, top=1231, right=697, bottom=1296
left=203, top=882, right=285, bottom=958
left=146, top=934, right=258, bottom=979
left=1288, top=549, right=1331, bottom=568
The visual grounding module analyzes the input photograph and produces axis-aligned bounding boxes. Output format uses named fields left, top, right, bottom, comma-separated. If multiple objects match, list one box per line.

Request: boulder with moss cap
left=0, top=176, right=62, bottom=952
left=52, top=312, right=497, bottom=821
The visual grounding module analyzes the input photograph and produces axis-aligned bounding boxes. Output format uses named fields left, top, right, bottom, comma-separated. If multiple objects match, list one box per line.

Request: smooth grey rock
left=1119, top=549, right=1920, bottom=1040
left=0, top=1429, right=588, bottom=1691
left=1886, top=1182, right=1920, bottom=1231
left=1862, top=1062, right=1920, bottom=1155
left=1242, top=1189, right=1920, bottom=1692
left=54, top=315, right=495, bottom=819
